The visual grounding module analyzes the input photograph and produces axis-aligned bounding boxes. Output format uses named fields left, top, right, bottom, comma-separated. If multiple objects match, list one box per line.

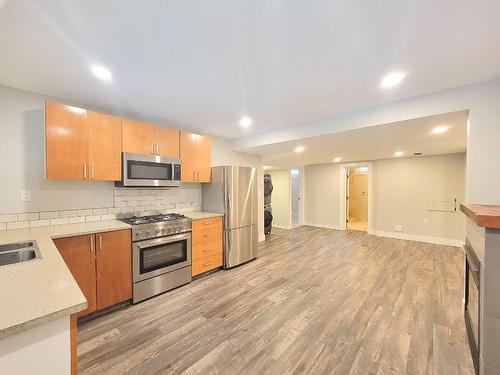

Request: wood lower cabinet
left=45, top=102, right=88, bottom=180
left=95, top=230, right=132, bottom=310
left=54, top=234, right=97, bottom=317
left=180, top=132, right=212, bottom=182
left=191, top=217, right=223, bottom=276
left=54, top=230, right=132, bottom=317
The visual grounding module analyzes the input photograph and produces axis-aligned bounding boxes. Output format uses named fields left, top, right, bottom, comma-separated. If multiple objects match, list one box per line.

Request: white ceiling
left=245, top=111, right=468, bottom=168
left=0, top=1, right=499, bottom=138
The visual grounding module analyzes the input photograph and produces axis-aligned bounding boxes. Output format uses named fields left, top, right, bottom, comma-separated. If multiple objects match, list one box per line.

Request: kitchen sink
left=0, top=241, right=41, bottom=267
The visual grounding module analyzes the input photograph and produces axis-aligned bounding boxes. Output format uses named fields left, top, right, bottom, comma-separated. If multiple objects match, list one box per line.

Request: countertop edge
left=460, top=204, right=500, bottom=229
left=0, top=301, right=87, bottom=340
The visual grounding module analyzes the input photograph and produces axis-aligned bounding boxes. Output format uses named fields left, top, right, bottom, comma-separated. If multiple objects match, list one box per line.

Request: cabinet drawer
left=192, top=240, right=222, bottom=261
left=192, top=217, right=222, bottom=245
left=192, top=252, right=223, bottom=276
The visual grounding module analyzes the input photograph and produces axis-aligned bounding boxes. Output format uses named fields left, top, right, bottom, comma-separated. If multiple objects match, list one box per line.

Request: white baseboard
left=303, top=222, right=342, bottom=231
left=272, top=224, right=293, bottom=230
left=371, top=230, right=464, bottom=247
left=258, top=234, right=266, bottom=242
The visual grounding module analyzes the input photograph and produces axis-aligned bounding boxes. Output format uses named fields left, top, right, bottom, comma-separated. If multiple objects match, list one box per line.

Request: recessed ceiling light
left=431, top=125, right=449, bottom=134
left=239, top=117, right=253, bottom=128
left=394, top=151, right=404, bottom=157
left=294, top=146, right=305, bottom=153
left=333, top=157, right=342, bottom=163
left=90, top=64, right=112, bottom=81
left=380, top=71, right=406, bottom=89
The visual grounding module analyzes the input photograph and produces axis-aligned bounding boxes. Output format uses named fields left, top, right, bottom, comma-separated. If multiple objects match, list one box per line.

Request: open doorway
left=346, top=166, right=369, bottom=231
left=290, top=168, right=302, bottom=227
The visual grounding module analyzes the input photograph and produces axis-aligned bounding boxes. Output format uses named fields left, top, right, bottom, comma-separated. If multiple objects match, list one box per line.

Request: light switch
left=395, top=224, right=403, bottom=232
left=20, top=190, right=31, bottom=202
left=423, top=218, right=429, bottom=225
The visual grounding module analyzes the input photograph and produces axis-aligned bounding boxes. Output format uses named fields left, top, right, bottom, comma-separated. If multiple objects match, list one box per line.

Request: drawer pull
left=204, top=262, right=213, bottom=267
left=203, top=249, right=211, bottom=253
left=203, top=221, right=213, bottom=225
left=203, top=234, right=212, bottom=237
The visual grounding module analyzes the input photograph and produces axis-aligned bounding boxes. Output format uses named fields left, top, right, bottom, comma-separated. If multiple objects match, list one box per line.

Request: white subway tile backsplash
left=50, top=217, right=69, bottom=226
left=85, top=215, right=101, bottom=222
left=7, top=221, right=29, bottom=230
left=68, top=216, right=85, bottom=224
left=77, top=209, right=93, bottom=217
left=101, top=213, right=117, bottom=220
left=0, top=214, right=18, bottom=222
left=30, top=219, right=50, bottom=228
left=18, top=212, right=39, bottom=221
left=0, top=186, right=202, bottom=230
left=40, top=211, right=59, bottom=220
left=59, top=210, right=77, bottom=218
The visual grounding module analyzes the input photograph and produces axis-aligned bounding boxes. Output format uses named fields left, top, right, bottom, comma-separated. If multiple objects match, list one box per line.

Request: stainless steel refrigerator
left=202, top=166, right=258, bottom=268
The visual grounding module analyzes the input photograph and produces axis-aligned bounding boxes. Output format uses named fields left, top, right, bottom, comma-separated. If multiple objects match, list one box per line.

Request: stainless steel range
left=119, top=213, right=192, bottom=303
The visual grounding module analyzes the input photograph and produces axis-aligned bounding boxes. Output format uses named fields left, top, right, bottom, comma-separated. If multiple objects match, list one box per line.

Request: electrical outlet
left=423, top=218, right=429, bottom=225
left=395, top=224, right=403, bottom=232
left=20, top=190, right=31, bottom=202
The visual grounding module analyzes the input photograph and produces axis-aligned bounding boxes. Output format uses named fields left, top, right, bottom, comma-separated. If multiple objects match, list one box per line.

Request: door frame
left=289, top=167, right=304, bottom=228
left=339, top=162, right=373, bottom=233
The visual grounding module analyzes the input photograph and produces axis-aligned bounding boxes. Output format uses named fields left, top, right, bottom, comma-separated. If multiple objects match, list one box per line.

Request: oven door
left=464, top=242, right=480, bottom=375
left=133, top=233, right=191, bottom=282
left=121, top=152, right=181, bottom=187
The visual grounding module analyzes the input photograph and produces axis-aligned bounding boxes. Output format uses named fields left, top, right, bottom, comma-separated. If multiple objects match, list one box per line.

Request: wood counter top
left=460, top=204, right=500, bottom=229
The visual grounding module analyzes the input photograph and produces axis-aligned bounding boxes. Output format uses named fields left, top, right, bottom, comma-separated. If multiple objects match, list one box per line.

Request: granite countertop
left=184, top=211, right=224, bottom=220
left=460, top=204, right=500, bottom=229
left=0, top=220, right=131, bottom=339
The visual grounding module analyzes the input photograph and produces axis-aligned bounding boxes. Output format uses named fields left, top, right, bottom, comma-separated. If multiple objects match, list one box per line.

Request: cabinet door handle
left=98, top=235, right=102, bottom=251
left=193, top=171, right=196, bottom=181
left=203, top=233, right=212, bottom=238
left=203, top=248, right=211, bottom=253
left=204, top=262, right=213, bottom=267
left=150, top=142, right=154, bottom=154
left=91, top=163, right=94, bottom=179
left=83, top=161, right=87, bottom=179
left=203, top=221, right=212, bottom=225
left=197, top=171, right=200, bottom=181
left=156, top=143, right=159, bottom=155
left=90, top=235, right=94, bottom=254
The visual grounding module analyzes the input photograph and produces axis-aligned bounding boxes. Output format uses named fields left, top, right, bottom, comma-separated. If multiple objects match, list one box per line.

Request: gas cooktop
left=119, top=213, right=188, bottom=226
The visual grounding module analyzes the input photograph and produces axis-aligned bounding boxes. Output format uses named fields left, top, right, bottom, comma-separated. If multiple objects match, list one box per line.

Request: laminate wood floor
left=78, top=226, right=474, bottom=375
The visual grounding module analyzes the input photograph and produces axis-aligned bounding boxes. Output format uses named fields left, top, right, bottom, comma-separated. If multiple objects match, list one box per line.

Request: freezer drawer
left=224, top=224, right=258, bottom=269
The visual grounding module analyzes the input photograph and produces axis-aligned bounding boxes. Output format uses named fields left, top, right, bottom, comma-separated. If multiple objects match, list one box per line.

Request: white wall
left=0, top=317, right=70, bottom=375
left=268, top=169, right=291, bottom=228
left=303, top=153, right=466, bottom=243
left=233, top=79, right=500, bottom=206
left=373, top=153, right=465, bottom=242
left=304, top=163, right=341, bottom=229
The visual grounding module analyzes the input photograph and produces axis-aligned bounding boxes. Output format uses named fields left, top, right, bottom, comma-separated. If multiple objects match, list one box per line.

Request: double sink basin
left=0, top=241, right=41, bottom=267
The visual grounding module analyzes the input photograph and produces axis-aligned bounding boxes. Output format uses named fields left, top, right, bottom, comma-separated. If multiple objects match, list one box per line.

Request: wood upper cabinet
left=122, top=118, right=155, bottom=155
left=180, top=132, right=198, bottom=182
left=95, top=230, right=132, bottom=310
left=180, top=132, right=212, bottom=182
left=122, top=118, right=180, bottom=157
left=45, top=102, right=122, bottom=181
left=54, top=229, right=132, bottom=318
left=154, top=126, right=179, bottom=157
left=88, top=111, right=122, bottom=181
left=54, top=234, right=97, bottom=317
left=45, top=102, right=88, bottom=180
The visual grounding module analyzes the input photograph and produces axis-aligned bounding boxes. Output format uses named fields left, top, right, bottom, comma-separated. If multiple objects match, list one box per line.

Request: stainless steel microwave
left=116, top=152, right=181, bottom=187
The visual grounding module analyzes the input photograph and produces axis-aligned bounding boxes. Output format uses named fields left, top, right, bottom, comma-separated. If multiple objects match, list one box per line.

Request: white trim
left=272, top=224, right=293, bottom=230
left=339, top=162, right=373, bottom=233
left=258, top=234, right=266, bottom=242
left=304, top=222, right=342, bottom=231
left=371, top=230, right=464, bottom=247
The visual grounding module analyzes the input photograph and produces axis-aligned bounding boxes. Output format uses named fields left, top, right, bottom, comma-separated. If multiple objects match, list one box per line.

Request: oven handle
left=135, top=232, right=191, bottom=249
